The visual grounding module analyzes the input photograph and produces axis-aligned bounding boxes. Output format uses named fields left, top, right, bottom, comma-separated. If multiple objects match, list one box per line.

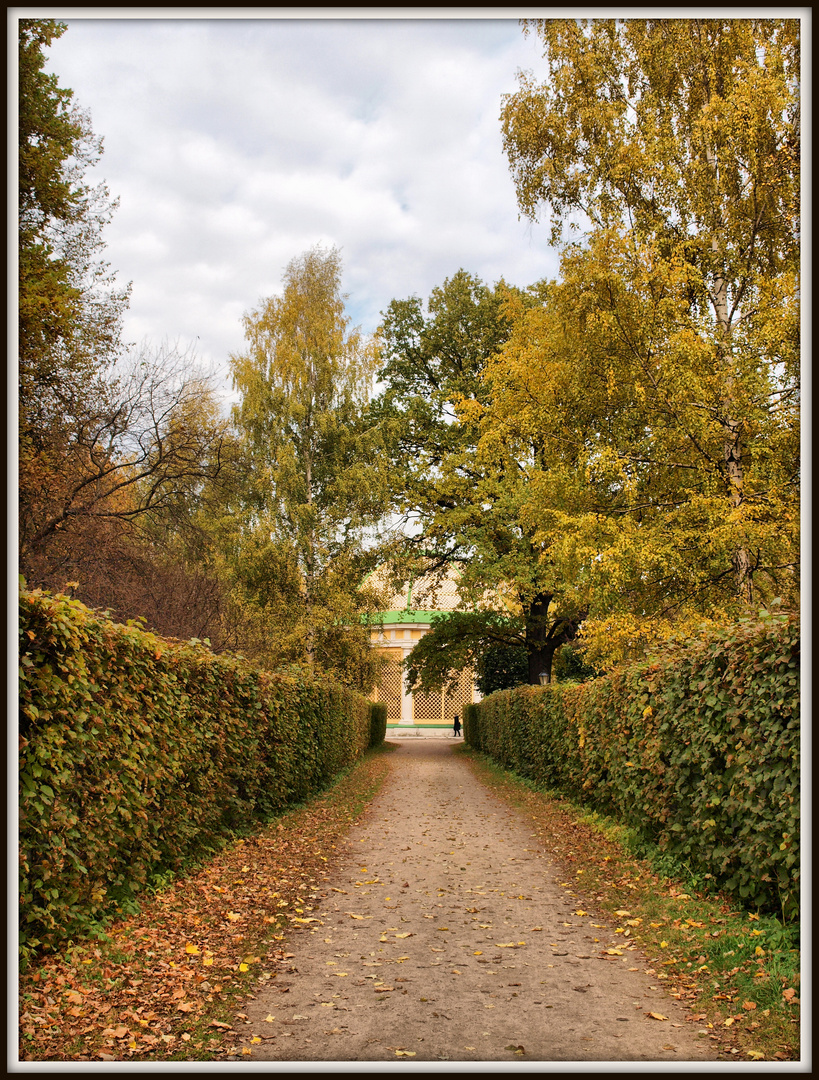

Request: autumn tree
left=228, top=245, right=387, bottom=688
left=494, top=17, right=800, bottom=659
left=19, top=19, right=130, bottom=452
left=372, top=271, right=584, bottom=686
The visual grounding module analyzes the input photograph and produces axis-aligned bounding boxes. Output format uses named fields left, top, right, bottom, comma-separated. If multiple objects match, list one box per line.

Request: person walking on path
left=453, top=713, right=461, bottom=737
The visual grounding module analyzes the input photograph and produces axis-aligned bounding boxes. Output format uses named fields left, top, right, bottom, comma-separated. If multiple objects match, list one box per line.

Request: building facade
left=368, top=569, right=480, bottom=734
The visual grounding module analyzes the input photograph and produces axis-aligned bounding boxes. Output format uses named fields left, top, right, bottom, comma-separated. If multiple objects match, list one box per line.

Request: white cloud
left=41, top=16, right=558, bottom=391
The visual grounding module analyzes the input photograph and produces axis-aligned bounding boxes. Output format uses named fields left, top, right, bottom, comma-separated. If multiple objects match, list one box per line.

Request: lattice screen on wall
left=445, top=668, right=475, bottom=719
left=379, top=657, right=403, bottom=722
left=411, top=668, right=475, bottom=724
left=412, top=689, right=442, bottom=722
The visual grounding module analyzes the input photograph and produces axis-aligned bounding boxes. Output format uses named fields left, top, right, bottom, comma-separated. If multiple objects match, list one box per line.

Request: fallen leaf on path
left=648, top=1013, right=668, bottom=1021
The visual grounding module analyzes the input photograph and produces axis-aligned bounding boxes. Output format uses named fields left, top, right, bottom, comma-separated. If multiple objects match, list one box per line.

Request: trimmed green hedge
left=369, top=702, right=388, bottom=748
left=464, top=615, right=800, bottom=920
left=19, top=588, right=384, bottom=951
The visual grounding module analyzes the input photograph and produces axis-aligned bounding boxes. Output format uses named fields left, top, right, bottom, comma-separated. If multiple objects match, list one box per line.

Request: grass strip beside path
left=459, top=745, right=801, bottom=1064
left=18, top=744, right=396, bottom=1063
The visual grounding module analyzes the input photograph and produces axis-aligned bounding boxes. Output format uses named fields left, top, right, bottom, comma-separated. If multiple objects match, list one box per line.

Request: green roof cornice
left=363, top=610, right=437, bottom=625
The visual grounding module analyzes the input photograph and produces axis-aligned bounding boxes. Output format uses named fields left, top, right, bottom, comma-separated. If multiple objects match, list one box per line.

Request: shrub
left=465, top=615, right=800, bottom=920
left=19, top=588, right=377, bottom=951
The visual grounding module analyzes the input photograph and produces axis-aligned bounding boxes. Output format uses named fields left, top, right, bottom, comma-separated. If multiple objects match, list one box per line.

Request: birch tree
left=229, top=245, right=386, bottom=683
left=499, top=18, right=800, bottom=626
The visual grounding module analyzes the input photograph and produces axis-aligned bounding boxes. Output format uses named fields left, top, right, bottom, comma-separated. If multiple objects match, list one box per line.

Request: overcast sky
left=32, top=11, right=566, bottom=401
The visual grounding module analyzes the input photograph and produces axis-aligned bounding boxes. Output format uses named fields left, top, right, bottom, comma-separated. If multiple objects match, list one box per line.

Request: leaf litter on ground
left=18, top=746, right=395, bottom=1063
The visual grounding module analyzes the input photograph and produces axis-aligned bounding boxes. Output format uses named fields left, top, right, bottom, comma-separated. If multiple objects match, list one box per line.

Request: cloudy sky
left=35, top=11, right=565, bottom=402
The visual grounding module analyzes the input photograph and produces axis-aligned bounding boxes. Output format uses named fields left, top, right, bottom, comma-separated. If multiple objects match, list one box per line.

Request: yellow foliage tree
left=494, top=17, right=799, bottom=663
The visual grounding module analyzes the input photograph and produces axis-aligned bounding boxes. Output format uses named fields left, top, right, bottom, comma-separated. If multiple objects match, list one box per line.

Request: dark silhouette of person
left=453, top=714, right=461, bottom=737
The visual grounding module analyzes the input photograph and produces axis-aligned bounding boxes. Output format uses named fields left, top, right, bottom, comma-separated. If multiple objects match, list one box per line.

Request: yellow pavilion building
left=367, top=568, right=480, bottom=734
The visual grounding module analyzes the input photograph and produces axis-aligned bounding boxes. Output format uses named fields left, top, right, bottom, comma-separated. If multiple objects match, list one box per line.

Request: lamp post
left=538, top=671, right=550, bottom=686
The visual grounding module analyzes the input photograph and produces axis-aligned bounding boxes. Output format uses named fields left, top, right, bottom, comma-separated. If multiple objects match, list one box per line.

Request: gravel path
left=232, top=740, right=719, bottom=1064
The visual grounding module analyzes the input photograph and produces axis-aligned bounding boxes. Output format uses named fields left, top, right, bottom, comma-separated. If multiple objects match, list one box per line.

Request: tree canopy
left=228, top=245, right=388, bottom=688
left=372, top=271, right=585, bottom=685
left=491, top=17, right=800, bottom=664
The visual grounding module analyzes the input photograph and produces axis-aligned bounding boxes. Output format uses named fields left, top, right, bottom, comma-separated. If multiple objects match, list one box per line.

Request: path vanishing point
left=229, top=739, right=719, bottom=1065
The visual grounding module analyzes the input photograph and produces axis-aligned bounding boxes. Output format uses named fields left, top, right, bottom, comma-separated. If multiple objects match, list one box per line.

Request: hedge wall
left=19, top=588, right=384, bottom=951
left=369, top=702, right=388, bottom=748
left=464, top=615, right=800, bottom=920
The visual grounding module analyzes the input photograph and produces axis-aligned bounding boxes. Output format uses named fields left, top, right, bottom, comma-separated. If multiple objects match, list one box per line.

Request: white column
left=399, top=646, right=414, bottom=724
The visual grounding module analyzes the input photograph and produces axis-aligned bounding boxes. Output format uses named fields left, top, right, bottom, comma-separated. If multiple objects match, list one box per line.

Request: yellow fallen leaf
left=574, top=910, right=588, bottom=917
left=239, top=963, right=249, bottom=972
left=473, top=951, right=483, bottom=956
left=264, top=1015, right=275, bottom=1022
left=226, top=912, right=241, bottom=922
left=348, top=914, right=364, bottom=920
left=606, top=949, right=622, bottom=956
left=185, top=944, right=200, bottom=955
left=395, top=1050, right=416, bottom=1057
left=725, top=1018, right=735, bottom=1027
left=615, top=910, right=632, bottom=917
left=747, top=1051, right=765, bottom=1060
left=334, top=972, right=348, bottom=977
left=395, top=932, right=412, bottom=938
left=241, top=1048, right=252, bottom=1055
left=250, top=1037, right=261, bottom=1044
left=202, top=956, right=214, bottom=966
left=648, top=1012, right=668, bottom=1021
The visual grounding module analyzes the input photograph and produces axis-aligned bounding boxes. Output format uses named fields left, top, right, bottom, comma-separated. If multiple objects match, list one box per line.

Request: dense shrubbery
left=19, top=588, right=383, bottom=952
left=369, top=702, right=388, bottom=748
left=464, top=614, right=800, bottom=920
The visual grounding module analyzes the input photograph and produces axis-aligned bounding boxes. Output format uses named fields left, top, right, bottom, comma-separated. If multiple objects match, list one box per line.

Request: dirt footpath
left=232, top=740, right=719, bottom=1063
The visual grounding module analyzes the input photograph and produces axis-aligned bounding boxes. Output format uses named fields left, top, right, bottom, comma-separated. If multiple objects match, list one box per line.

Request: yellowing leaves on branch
left=228, top=245, right=389, bottom=689
left=488, top=17, right=800, bottom=666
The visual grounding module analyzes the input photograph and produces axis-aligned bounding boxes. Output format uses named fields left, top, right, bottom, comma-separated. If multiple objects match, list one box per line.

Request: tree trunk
left=524, top=591, right=585, bottom=685
left=525, top=592, right=556, bottom=685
